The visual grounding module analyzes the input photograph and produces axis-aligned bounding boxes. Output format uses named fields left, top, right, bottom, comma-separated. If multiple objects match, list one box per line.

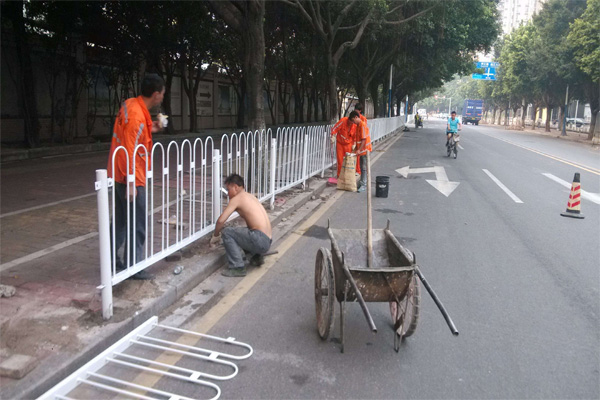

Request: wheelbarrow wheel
left=315, top=248, right=335, bottom=340
left=390, top=275, right=420, bottom=339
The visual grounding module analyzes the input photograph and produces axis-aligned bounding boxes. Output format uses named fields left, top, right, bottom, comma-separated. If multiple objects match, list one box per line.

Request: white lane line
left=483, top=169, right=523, bottom=203
left=0, top=232, right=98, bottom=272
left=0, top=193, right=96, bottom=218
left=458, top=144, right=464, bottom=150
left=542, top=173, right=600, bottom=205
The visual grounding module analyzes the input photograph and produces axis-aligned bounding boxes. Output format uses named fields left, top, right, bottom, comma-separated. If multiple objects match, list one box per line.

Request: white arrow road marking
left=542, top=173, right=600, bottom=205
left=396, top=166, right=460, bottom=197
left=483, top=169, right=523, bottom=203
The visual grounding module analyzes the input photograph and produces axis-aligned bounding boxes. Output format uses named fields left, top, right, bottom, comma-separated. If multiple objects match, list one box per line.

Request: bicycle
left=446, top=131, right=459, bottom=159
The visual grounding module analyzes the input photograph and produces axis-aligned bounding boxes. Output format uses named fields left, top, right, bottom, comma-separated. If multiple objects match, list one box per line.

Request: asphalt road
left=170, top=120, right=599, bottom=399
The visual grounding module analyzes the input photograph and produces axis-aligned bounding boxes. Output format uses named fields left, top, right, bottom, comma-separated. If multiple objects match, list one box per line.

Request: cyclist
left=446, top=111, right=462, bottom=146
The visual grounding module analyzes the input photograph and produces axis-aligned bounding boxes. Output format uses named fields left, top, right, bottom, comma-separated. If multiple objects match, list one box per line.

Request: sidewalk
left=0, top=130, right=403, bottom=399
left=480, top=121, right=598, bottom=146
left=0, top=128, right=228, bottom=163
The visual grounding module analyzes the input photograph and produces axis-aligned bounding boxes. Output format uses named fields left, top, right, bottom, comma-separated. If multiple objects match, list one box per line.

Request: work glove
left=330, top=135, right=336, bottom=144
left=209, top=234, right=222, bottom=248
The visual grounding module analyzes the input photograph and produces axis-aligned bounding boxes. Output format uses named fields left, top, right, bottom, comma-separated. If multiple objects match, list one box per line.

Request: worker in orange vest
left=331, top=112, right=361, bottom=177
left=354, top=111, right=372, bottom=193
left=107, top=74, right=165, bottom=280
left=353, top=103, right=368, bottom=176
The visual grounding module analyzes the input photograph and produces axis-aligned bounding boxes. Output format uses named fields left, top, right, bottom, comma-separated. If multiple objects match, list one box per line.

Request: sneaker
left=249, top=254, right=265, bottom=267
left=221, top=267, right=247, bottom=277
left=131, top=270, right=154, bottom=280
left=357, top=186, right=366, bottom=192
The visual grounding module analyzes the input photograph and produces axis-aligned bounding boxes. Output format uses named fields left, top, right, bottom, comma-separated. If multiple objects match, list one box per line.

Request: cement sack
left=337, top=153, right=357, bottom=192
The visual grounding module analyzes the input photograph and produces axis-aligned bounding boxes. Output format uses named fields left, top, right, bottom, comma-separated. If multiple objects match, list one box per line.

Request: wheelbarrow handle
left=415, top=266, right=459, bottom=336
left=328, top=227, right=377, bottom=333
left=341, top=263, right=378, bottom=333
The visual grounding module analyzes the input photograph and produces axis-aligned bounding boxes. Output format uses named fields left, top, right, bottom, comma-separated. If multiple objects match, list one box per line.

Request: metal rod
left=327, top=227, right=377, bottom=333
left=414, top=266, right=459, bottom=336
left=341, top=263, right=377, bottom=333
left=366, top=151, right=373, bottom=269
left=155, top=324, right=253, bottom=360
left=131, top=339, right=238, bottom=380
left=88, top=371, right=210, bottom=400
left=95, top=169, right=113, bottom=320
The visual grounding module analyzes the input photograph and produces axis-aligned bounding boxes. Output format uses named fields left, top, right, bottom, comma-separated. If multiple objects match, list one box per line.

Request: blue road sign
left=473, top=61, right=498, bottom=80
left=476, top=61, right=499, bottom=68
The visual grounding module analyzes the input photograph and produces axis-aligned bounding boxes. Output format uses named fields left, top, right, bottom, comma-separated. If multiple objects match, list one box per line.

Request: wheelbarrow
left=314, top=152, right=458, bottom=352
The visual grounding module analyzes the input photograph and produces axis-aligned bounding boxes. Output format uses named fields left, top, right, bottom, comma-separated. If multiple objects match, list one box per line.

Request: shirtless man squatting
left=210, top=174, right=272, bottom=277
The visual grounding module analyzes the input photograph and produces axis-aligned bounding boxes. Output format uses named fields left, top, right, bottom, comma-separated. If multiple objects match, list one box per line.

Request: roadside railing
left=95, top=116, right=405, bottom=319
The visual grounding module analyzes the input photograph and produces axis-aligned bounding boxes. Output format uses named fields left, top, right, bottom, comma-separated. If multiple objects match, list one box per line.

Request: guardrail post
left=270, top=138, right=277, bottom=210
left=212, top=149, right=222, bottom=223
left=301, top=133, right=309, bottom=190
left=320, top=127, right=327, bottom=178
left=95, top=169, right=113, bottom=320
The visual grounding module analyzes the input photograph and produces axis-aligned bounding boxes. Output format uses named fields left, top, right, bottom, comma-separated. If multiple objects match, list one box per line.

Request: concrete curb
left=8, top=129, right=402, bottom=399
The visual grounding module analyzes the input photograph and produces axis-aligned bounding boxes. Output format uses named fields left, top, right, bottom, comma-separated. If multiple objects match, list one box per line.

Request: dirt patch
left=112, top=279, right=160, bottom=302
left=0, top=307, right=81, bottom=360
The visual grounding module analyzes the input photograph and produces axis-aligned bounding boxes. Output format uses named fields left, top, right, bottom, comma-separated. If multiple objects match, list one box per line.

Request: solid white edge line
left=0, top=193, right=96, bottom=218
left=482, top=169, right=524, bottom=204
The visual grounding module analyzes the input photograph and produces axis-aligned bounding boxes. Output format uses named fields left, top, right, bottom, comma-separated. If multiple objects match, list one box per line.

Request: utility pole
left=561, top=85, right=569, bottom=136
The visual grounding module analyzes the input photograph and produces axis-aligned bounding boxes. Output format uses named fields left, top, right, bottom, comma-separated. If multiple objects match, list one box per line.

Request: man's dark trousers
left=111, top=182, right=146, bottom=268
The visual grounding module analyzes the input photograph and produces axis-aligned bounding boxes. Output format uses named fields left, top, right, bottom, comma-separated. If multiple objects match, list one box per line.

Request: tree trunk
left=242, top=3, right=266, bottom=131
left=545, top=108, right=551, bottom=132
left=161, top=69, right=175, bottom=135
left=306, top=87, right=313, bottom=123
left=369, top=83, right=379, bottom=118
left=586, top=83, right=599, bottom=141
left=320, top=95, right=328, bottom=122
left=557, top=107, right=563, bottom=132
left=531, top=105, right=538, bottom=130
left=278, top=81, right=290, bottom=124
left=327, top=61, right=338, bottom=123
left=5, top=0, right=40, bottom=147
left=313, top=88, right=319, bottom=121
left=236, top=79, right=246, bottom=129
left=591, top=111, right=600, bottom=144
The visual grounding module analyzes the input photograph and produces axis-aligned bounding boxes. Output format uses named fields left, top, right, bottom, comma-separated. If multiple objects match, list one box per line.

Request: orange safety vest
left=356, top=120, right=372, bottom=155
left=331, top=117, right=357, bottom=145
left=107, top=96, right=153, bottom=187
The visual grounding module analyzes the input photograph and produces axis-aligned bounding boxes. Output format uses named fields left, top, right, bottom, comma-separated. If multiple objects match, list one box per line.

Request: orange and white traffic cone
left=560, top=173, right=585, bottom=219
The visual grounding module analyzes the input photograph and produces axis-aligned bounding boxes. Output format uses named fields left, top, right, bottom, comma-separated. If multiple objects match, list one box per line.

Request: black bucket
left=375, top=176, right=390, bottom=198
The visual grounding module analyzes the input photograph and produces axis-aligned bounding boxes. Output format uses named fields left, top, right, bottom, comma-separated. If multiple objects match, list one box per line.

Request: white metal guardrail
left=38, top=316, right=253, bottom=400
left=95, top=117, right=405, bottom=319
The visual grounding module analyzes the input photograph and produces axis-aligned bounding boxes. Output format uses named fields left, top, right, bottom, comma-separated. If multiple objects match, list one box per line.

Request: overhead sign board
left=473, top=61, right=498, bottom=81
